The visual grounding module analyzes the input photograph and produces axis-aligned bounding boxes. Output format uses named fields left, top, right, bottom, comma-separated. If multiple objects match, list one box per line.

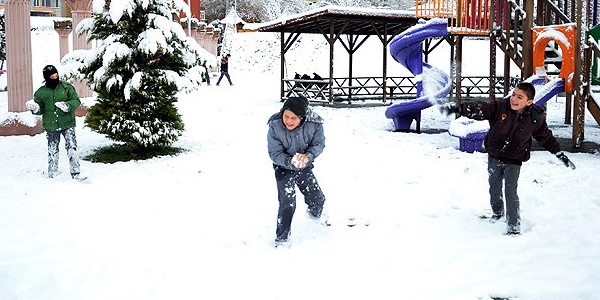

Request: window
left=42, top=0, right=59, bottom=7
left=33, top=0, right=59, bottom=7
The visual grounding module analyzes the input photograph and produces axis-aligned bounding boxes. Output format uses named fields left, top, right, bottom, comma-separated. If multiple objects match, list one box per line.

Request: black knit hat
left=42, top=65, right=58, bottom=81
left=282, top=96, right=309, bottom=120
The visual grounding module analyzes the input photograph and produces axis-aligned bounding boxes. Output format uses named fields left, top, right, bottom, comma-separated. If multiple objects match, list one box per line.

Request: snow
left=2, top=16, right=600, bottom=300
left=448, top=116, right=490, bottom=137
left=258, top=5, right=415, bottom=30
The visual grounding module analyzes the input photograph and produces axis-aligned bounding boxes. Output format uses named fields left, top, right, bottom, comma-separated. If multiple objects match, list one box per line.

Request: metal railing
left=282, top=75, right=519, bottom=103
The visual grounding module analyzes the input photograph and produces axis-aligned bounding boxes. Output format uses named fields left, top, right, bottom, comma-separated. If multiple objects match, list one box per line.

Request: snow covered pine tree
left=62, top=0, right=210, bottom=149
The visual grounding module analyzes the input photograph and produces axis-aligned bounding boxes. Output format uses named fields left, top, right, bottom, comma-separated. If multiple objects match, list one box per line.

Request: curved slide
left=385, top=18, right=451, bottom=131
left=524, top=76, right=565, bottom=106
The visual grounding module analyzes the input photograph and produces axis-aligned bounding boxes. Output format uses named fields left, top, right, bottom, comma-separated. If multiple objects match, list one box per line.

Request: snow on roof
left=220, top=8, right=246, bottom=25
left=258, top=5, right=416, bottom=31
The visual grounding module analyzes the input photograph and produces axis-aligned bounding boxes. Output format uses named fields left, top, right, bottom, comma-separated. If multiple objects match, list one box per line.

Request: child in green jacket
left=26, top=65, right=84, bottom=180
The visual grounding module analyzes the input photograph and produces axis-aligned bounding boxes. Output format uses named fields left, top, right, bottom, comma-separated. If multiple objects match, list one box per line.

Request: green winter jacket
left=33, top=81, right=81, bottom=132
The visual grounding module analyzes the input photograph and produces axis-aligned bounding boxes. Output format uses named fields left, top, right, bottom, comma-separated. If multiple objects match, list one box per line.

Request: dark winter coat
left=459, top=98, right=560, bottom=165
left=33, top=81, right=81, bottom=132
left=220, top=58, right=229, bottom=72
left=267, top=108, right=325, bottom=171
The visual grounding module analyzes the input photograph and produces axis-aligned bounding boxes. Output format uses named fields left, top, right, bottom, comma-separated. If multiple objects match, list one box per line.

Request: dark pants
left=47, top=127, right=80, bottom=177
left=274, top=164, right=326, bottom=240
left=216, top=71, right=232, bottom=85
left=488, top=156, right=521, bottom=233
left=204, top=71, right=211, bottom=85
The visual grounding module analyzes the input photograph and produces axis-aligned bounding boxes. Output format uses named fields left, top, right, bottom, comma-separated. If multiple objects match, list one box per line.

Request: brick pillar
left=53, top=20, right=72, bottom=60
left=5, top=0, right=33, bottom=113
left=0, top=0, right=42, bottom=136
left=64, top=0, right=94, bottom=98
left=70, top=9, right=93, bottom=98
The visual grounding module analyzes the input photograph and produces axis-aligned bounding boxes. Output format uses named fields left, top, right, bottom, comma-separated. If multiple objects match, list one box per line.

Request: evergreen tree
left=0, top=10, right=6, bottom=69
left=62, top=0, right=207, bottom=149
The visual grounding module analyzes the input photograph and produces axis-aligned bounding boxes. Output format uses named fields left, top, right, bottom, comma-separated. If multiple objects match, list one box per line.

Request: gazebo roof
left=220, top=8, right=246, bottom=25
left=257, top=5, right=419, bottom=36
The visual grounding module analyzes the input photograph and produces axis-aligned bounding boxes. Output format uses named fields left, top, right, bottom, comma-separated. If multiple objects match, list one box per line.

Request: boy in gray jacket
left=267, top=96, right=326, bottom=247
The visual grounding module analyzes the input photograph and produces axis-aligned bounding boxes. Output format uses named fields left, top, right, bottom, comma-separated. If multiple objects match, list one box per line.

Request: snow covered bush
left=62, top=0, right=210, bottom=149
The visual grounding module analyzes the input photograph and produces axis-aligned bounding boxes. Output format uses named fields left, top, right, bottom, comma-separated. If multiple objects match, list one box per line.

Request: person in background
left=216, top=53, right=232, bottom=86
left=441, top=81, right=575, bottom=235
left=203, top=61, right=211, bottom=86
left=267, top=96, right=326, bottom=247
left=25, top=65, right=85, bottom=180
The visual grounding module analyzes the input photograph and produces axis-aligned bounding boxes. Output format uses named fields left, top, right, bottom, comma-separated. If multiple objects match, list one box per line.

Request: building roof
left=220, top=8, right=246, bottom=25
left=257, top=5, right=419, bottom=36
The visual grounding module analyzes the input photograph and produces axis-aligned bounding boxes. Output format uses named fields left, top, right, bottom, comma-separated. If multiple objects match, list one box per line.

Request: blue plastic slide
left=385, top=18, right=450, bottom=131
left=523, top=76, right=565, bottom=106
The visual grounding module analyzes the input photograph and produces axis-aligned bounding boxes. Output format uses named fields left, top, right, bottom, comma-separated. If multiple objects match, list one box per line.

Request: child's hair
left=516, top=82, right=536, bottom=100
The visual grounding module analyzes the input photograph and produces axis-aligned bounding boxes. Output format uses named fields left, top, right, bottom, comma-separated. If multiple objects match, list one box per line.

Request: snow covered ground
left=1, top=17, right=600, bottom=300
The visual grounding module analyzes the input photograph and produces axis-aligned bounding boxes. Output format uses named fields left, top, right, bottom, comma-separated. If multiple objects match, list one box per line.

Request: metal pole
left=234, top=0, right=238, bottom=32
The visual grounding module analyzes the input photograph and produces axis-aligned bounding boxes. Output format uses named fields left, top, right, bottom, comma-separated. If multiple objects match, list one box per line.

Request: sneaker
left=274, top=237, right=291, bottom=248
left=505, top=230, right=520, bottom=236
left=489, top=213, right=504, bottom=223
left=307, top=209, right=330, bottom=227
left=307, top=208, right=321, bottom=220
left=71, top=173, right=88, bottom=181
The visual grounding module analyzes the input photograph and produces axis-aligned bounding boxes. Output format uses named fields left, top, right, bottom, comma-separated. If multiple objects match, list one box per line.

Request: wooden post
left=572, top=0, right=585, bottom=149
left=522, top=0, right=534, bottom=78
left=328, top=20, right=335, bottom=105
left=455, top=36, right=463, bottom=105
left=489, top=0, right=496, bottom=101
left=280, top=31, right=285, bottom=101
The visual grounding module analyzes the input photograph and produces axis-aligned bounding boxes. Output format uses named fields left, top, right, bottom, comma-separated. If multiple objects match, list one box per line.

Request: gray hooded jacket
left=267, top=107, right=325, bottom=170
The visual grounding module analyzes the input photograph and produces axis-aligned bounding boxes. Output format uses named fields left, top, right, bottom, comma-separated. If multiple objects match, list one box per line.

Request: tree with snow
left=62, top=0, right=208, bottom=150
left=0, top=10, right=6, bottom=69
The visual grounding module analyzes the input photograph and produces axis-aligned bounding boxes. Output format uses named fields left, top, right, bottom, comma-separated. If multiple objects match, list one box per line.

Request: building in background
left=184, top=0, right=205, bottom=22
left=0, top=1, right=204, bottom=19
left=0, top=0, right=66, bottom=17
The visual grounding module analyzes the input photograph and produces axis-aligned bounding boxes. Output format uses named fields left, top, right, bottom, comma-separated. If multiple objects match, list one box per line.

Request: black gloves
left=555, top=151, right=576, bottom=169
left=439, top=103, right=461, bottom=116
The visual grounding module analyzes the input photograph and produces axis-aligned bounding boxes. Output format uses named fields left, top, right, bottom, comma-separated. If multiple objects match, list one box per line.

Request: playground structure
left=410, top=0, right=600, bottom=151
left=385, top=18, right=452, bottom=132
left=258, top=1, right=599, bottom=149
left=258, top=7, right=516, bottom=106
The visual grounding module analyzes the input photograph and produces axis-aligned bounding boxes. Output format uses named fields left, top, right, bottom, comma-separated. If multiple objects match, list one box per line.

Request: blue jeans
left=488, top=156, right=521, bottom=233
left=47, top=127, right=80, bottom=177
left=216, top=71, right=232, bottom=85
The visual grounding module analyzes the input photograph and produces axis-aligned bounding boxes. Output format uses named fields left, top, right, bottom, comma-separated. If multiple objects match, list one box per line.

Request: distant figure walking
left=216, top=53, right=233, bottom=86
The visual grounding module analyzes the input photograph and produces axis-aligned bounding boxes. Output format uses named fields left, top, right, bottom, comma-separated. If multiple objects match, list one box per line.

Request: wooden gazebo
left=258, top=6, right=419, bottom=104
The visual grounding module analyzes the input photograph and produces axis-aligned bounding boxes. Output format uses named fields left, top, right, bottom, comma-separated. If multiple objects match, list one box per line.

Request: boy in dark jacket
left=216, top=53, right=232, bottom=86
left=267, top=96, right=326, bottom=247
left=441, top=82, right=575, bottom=235
left=25, top=65, right=84, bottom=180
